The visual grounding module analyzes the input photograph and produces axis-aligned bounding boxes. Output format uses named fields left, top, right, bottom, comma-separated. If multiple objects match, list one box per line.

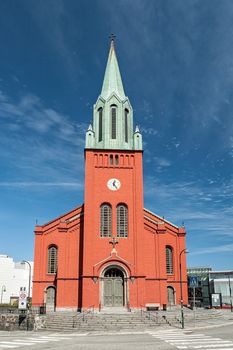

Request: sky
left=0, top=0, right=233, bottom=270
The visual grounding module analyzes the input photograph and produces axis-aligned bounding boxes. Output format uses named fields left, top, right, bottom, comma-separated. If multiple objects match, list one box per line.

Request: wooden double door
left=103, top=268, right=124, bottom=307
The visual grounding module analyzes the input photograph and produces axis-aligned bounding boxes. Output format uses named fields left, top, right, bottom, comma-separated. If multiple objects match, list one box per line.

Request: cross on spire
left=109, top=236, right=118, bottom=249
left=109, top=33, right=116, bottom=43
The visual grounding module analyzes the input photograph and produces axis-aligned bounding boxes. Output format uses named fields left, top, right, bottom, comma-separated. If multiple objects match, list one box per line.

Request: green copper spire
left=100, top=39, right=126, bottom=100
left=85, top=38, right=142, bottom=151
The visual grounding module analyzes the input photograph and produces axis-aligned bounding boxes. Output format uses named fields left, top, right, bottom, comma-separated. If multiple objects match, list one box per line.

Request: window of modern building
left=111, top=105, right=117, bottom=139
left=48, top=246, right=58, bottom=274
left=125, top=109, right=129, bottom=143
left=166, top=246, right=173, bottom=274
left=100, top=203, right=112, bottom=237
left=117, top=204, right=128, bottom=237
left=98, top=107, right=103, bottom=142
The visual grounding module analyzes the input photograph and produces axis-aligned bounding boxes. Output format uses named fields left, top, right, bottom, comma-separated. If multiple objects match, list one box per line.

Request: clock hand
left=112, top=180, right=117, bottom=188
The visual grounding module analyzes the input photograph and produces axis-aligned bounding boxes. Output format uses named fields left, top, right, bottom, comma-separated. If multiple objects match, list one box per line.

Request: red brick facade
left=32, top=41, right=188, bottom=312
left=32, top=148, right=188, bottom=311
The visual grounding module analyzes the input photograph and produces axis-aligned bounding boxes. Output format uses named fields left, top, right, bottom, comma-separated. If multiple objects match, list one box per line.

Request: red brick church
left=32, top=40, right=188, bottom=312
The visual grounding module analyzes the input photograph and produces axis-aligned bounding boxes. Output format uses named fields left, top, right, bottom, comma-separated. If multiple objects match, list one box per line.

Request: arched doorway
left=102, top=267, right=125, bottom=307
left=46, top=286, right=56, bottom=312
left=167, top=286, right=175, bottom=306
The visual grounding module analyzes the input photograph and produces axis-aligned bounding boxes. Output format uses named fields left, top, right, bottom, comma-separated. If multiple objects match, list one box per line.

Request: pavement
left=0, top=310, right=233, bottom=349
left=0, top=326, right=233, bottom=350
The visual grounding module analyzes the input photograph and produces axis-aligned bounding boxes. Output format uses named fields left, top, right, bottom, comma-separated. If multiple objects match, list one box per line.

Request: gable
left=34, top=204, right=84, bottom=235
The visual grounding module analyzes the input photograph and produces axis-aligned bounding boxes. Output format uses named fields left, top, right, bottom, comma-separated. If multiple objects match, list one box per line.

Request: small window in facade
left=166, top=246, right=173, bottom=274
left=125, top=109, right=129, bottom=143
left=100, top=203, right=112, bottom=237
left=109, top=154, right=113, bottom=165
left=115, top=155, right=119, bottom=165
left=98, top=107, right=103, bottom=142
left=48, top=246, right=58, bottom=274
left=117, top=204, right=128, bottom=237
left=111, top=106, right=117, bottom=139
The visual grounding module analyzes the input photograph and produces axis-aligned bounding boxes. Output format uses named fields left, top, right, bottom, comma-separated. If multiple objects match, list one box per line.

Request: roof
left=100, top=40, right=126, bottom=100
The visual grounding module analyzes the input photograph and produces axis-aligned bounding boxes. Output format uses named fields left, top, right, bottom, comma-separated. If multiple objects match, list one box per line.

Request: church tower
left=82, top=39, right=145, bottom=308
left=32, top=39, right=188, bottom=313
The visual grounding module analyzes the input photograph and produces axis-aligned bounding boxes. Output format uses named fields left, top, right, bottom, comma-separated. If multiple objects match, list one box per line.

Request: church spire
left=85, top=38, right=142, bottom=151
left=100, top=37, right=126, bottom=101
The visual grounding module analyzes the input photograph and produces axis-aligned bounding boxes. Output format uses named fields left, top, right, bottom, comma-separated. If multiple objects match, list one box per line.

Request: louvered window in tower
left=166, top=246, right=173, bottom=274
left=117, top=204, right=128, bottom=237
left=98, top=107, right=103, bottom=142
left=111, top=106, right=116, bottom=139
left=100, top=203, right=112, bottom=237
left=125, top=109, right=129, bottom=143
left=48, top=246, right=58, bottom=274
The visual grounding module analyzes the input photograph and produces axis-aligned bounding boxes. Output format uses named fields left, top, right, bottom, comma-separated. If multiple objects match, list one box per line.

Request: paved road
left=0, top=324, right=233, bottom=349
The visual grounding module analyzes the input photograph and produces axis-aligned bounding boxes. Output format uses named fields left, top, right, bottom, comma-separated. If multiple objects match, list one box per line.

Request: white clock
left=107, top=178, right=121, bottom=191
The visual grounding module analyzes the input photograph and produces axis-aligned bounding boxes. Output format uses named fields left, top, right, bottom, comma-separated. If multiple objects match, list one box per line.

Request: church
left=32, top=40, right=188, bottom=312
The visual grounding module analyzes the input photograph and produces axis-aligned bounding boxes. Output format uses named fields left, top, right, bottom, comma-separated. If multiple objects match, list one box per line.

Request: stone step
left=40, top=309, right=225, bottom=331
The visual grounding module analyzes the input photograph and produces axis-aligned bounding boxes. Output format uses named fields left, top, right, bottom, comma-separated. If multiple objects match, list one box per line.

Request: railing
left=72, top=305, right=95, bottom=328
left=127, top=302, right=131, bottom=312
left=140, top=305, right=173, bottom=326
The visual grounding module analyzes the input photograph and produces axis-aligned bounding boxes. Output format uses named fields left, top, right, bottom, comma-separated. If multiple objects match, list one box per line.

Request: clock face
left=107, top=178, right=121, bottom=191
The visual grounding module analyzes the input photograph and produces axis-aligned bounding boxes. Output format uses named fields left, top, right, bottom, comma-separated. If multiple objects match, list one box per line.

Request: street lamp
left=179, top=248, right=189, bottom=329
left=1, top=285, right=6, bottom=304
left=21, top=261, right=32, bottom=301
left=228, top=273, right=233, bottom=312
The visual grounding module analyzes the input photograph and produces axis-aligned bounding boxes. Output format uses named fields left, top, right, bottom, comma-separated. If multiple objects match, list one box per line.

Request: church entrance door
left=46, top=286, right=56, bottom=312
left=103, top=268, right=124, bottom=307
left=167, top=286, right=175, bottom=306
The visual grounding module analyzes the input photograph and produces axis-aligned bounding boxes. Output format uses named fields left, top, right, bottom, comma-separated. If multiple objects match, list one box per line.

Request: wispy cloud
left=0, top=90, right=86, bottom=189
left=190, top=244, right=233, bottom=256
left=144, top=176, right=233, bottom=241
left=0, top=90, right=87, bottom=145
left=0, top=182, right=82, bottom=188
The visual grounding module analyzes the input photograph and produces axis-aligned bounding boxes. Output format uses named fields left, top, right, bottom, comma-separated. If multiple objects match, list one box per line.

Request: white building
left=0, top=255, right=33, bottom=304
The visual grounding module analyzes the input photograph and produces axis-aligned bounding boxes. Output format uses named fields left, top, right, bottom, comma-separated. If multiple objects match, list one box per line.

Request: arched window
left=100, top=203, right=112, bottom=237
left=111, top=105, right=117, bottom=139
left=48, top=246, right=58, bottom=274
left=166, top=246, right=173, bottom=274
left=115, top=155, right=119, bottom=165
left=117, top=204, right=128, bottom=237
left=109, top=154, right=113, bottom=165
left=125, top=109, right=129, bottom=143
left=98, top=107, right=103, bottom=142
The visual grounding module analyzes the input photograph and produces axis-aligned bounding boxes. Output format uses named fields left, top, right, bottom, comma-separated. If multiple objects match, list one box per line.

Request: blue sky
left=0, top=0, right=233, bottom=269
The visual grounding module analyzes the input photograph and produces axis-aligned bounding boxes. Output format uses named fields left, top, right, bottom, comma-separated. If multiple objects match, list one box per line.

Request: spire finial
left=109, top=33, right=116, bottom=47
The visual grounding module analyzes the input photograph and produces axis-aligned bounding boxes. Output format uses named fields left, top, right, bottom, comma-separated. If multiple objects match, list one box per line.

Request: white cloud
left=190, top=244, right=233, bottom=256
left=0, top=90, right=86, bottom=189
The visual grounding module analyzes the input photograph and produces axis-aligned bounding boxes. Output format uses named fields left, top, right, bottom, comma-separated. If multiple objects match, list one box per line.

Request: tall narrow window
left=48, top=246, right=58, bottom=274
left=111, top=105, right=117, bottom=139
left=100, top=203, right=112, bottom=237
left=98, top=107, right=103, bottom=142
left=125, top=109, right=129, bottom=143
left=166, top=246, right=173, bottom=274
left=109, top=154, right=113, bottom=165
left=117, top=204, right=128, bottom=237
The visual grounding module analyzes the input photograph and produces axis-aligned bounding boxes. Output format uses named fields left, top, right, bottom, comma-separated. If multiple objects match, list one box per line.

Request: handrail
left=82, top=305, right=95, bottom=321
left=127, top=301, right=131, bottom=312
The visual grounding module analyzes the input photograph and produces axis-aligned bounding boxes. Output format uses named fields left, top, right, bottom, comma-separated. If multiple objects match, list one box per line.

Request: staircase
left=40, top=308, right=227, bottom=332
left=41, top=310, right=165, bottom=332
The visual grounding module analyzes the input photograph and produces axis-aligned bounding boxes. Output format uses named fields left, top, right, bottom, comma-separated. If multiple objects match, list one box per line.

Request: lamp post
left=21, top=261, right=32, bottom=301
left=1, top=285, right=6, bottom=304
left=179, top=248, right=189, bottom=329
left=228, top=273, right=233, bottom=312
